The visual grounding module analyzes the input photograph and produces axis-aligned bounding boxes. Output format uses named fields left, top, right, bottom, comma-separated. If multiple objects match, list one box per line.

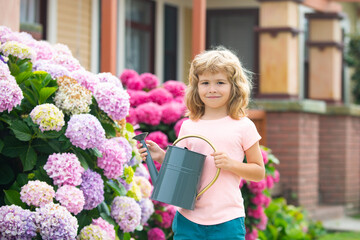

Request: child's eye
left=217, top=81, right=225, bottom=85
left=201, top=82, right=209, bottom=85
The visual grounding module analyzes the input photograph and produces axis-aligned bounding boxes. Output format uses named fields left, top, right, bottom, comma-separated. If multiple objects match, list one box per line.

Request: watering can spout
left=133, top=132, right=158, bottom=183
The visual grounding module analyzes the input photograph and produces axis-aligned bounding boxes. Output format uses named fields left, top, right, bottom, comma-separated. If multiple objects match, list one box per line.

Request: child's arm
left=211, top=141, right=265, bottom=182
left=137, top=140, right=166, bottom=164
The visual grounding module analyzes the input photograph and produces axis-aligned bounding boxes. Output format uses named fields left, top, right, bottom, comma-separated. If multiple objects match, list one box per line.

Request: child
left=138, top=47, right=265, bottom=240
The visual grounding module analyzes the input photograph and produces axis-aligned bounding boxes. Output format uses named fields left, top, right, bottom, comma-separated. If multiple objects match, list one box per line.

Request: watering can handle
left=173, top=135, right=220, bottom=200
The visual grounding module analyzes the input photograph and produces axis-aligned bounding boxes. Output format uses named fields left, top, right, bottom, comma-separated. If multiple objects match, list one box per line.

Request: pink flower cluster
left=92, top=217, right=116, bottom=240
left=98, top=72, right=123, bottom=88
left=70, top=69, right=99, bottom=92
left=94, top=82, right=130, bottom=121
left=120, top=70, right=159, bottom=91
left=147, top=227, right=165, bottom=240
left=97, top=139, right=129, bottom=179
left=0, top=61, right=23, bottom=113
left=55, top=185, right=85, bottom=215
left=44, top=152, right=84, bottom=186
left=154, top=205, right=176, bottom=228
left=147, top=131, right=169, bottom=149
left=65, top=114, right=106, bottom=149
left=20, top=180, right=55, bottom=207
left=163, top=80, right=186, bottom=98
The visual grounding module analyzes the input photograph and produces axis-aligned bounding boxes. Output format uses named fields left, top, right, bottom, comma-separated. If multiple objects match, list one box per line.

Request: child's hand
left=211, top=152, right=234, bottom=171
left=137, top=140, right=166, bottom=164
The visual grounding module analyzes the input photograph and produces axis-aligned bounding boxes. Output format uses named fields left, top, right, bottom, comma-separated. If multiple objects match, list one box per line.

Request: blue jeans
left=172, top=212, right=246, bottom=240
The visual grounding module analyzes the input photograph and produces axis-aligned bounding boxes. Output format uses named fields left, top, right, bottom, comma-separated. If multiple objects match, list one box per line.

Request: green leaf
left=97, top=201, right=111, bottom=216
left=123, top=233, right=131, bottom=240
left=29, top=80, right=41, bottom=98
left=16, top=173, right=29, bottom=186
left=100, top=212, right=117, bottom=226
left=15, top=71, right=33, bottom=85
left=22, top=88, right=37, bottom=106
left=126, top=123, right=134, bottom=132
left=8, top=60, right=20, bottom=76
left=37, top=129, right=64, bottom=139
left=0, top=139, right=4, bottom=153
left=4, top=190, right=26, bottom=208
left=91, top=148, right=103, bottom=158
left=20, top=146, right=37, bottom=171
left=0, top=162, right=14, bottom=184
left=9, top=120, right=33, bottom=141
left=107, top=181, right=126, bottom=196
left=2, top=136, right=28, bottom=157
left=32, top=139, right=55, bottom=154
left=75, top=150, right=89, bottom=170
left=102, top=122, right=116, bottom=137
left=47, top=139, right=61, bottom=152
left=39, top=87, right=57, bottom=104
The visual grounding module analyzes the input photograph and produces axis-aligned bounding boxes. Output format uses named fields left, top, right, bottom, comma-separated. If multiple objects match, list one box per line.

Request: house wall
left=57, top=0, right=92, bottom=71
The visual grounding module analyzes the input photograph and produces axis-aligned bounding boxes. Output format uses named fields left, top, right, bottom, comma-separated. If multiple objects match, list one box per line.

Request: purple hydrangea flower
left=80, top=169, right=105, bottom=210
left=33, top=60, right=70, bottom=79
left=65, top=114, right=106, bottom=149
left=139, top=198, right=155, bottom=225
left=97, top=139, right=128, bottom=179
left=51, top=54, right=82, bottom=72
left=35, top=203, right=78, bottom=240
left=0, top=205, right=37, bottom=240
left=113, top=137, right=133, bottom=162
left=110, top=196, right=141, bottom=232
left=44, top=152, right=84, bottom=186
left=94, top=82, right=130, bottom=121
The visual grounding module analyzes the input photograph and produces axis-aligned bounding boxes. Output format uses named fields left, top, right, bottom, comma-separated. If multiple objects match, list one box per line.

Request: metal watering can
left=133, top=132, right=221, bottom=210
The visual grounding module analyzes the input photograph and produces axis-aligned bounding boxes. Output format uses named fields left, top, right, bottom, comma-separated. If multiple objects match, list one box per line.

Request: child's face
left=197, top=71, right=231, bottom=113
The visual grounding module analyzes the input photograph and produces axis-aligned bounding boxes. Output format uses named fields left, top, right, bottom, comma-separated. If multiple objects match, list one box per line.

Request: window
left=207, top=9, right=259, bottom=96
left=164, top=4, right=178, bottom=81
left=20, top=0, right=47, bottom=40
left=125, top=0, right=155, bottom=74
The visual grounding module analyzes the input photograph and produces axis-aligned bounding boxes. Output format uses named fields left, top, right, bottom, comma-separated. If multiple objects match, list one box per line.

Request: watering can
left=133, top=132, right=221, bottom=210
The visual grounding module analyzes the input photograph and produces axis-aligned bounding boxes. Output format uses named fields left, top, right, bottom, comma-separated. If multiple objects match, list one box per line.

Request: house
left=1, top=0, right=360, bottom=218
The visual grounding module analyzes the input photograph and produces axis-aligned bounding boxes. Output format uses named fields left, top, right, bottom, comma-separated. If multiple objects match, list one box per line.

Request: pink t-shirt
left=176, top=116, right=261, bottom=225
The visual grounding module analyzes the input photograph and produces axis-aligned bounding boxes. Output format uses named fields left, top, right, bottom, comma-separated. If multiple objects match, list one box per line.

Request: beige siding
left=182, top=7, right=192, bottom=84
left=57, top=0, right=92, bottom=71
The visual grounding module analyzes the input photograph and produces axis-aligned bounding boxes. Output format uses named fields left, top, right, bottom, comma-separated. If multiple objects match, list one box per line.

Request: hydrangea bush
left=0, top=26, right=154, bottom=240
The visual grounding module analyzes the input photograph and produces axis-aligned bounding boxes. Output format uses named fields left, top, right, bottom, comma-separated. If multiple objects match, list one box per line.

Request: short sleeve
left=242, top=119, right=261, bottom=151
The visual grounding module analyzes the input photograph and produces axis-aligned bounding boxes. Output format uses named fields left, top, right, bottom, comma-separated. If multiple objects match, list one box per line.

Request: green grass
left=318, top=232, right=360, bottom=240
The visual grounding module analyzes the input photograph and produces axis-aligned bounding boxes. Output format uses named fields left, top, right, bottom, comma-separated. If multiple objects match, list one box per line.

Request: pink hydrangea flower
left=239, top=178, right=246, bottom=189
left=33, top=40, right=54, bottom=61
left=126, top=76, right=145, bottom=90
left=126, top=107, right=138, bottom=125
left=119, top=69, right=139, bottom=86
left=250, top=192, right=267, bottom=206
left=174, top=118, right=187, bottom=137
left=71, top=69, right=99, bottom=92
left=273, top=170, right=280, bottom=183
left=148, top=227, right=165, bottom=240
left=245, top=227, right=258, bottom=240
left=163, top=80, right=186, bottom=98
left=266, top=175, right=274, bottom=189
left=44, top=152, right=85, bottom=186
left=55, top=185, right=85, bottom=215
left=92, top=218, right=116, bottom=240
left=0, top=79, right=23, bottom=113
left=248, top=179, right=266, bottom=194
left=147, top=131, right=168, bottom=149
left=140, top=73, right=159, bottom=90
left=97, top=72, right=123, bottom=88
left=148, top=88, right=173, bottom=105
left=127, top=90, right=149, bottom=107
left=33, top=60, right=70, bottom=79
left=97, top=139, right=128, bottom=179
left=20, top=180, right=55, bottom=207
left=154, top=205, right=176, bottom=228
left=256, top=212, right=268, bottom=230
left=53, top=43, right=73, bottom=56
left=135, top=102, right=162, bottom=125
left=110, top=196, right=141, bottom=232
left=0, top=26, right=13, bottom=43
left=247, top=205, right=263, bottom=219
left=261, top=149, right=269, bottom=164
left=161, top=101, right=186, bottom=124
left=65, top=114, right=106, bottom=149
left=51, top=54, right=82, bottom=72
left=94, top=82, right=130, bottom=120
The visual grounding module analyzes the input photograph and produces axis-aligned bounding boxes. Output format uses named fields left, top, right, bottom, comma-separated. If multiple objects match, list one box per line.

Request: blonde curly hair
left=185, top=46, right=252, bottom=120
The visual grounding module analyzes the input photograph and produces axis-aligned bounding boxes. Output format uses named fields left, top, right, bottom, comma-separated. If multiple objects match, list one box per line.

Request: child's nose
left=209, top=84, right=217, bottom=92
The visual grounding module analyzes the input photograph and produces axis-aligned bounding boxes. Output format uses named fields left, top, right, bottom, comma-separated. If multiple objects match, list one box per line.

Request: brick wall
left=266, top=112, right=319, bottom=210
left=319, top=115, right=360, bottom=212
